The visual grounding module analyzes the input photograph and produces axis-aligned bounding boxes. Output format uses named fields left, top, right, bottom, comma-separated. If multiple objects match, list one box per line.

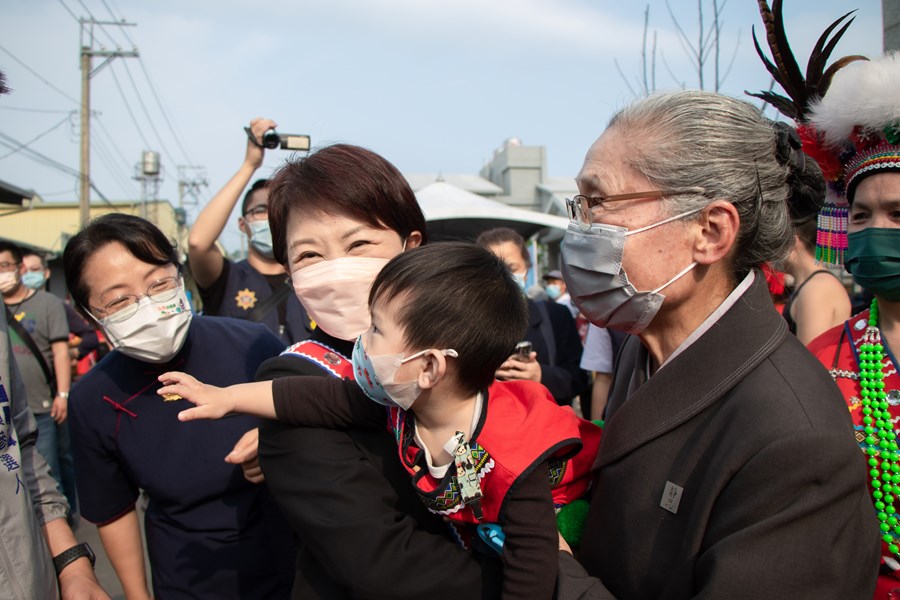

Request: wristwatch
left=53, top=542, right=95, bottom=576
left=56, top=391, right=69, bottom=399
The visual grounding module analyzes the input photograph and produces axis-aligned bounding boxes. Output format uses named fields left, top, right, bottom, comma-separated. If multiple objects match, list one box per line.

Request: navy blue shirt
left=70, top=315, right=293, bottom=599
left=199, top=258, right=312, bottom=345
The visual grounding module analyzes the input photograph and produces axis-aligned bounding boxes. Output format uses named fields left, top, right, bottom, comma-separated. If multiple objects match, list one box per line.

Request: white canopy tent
left=415, top=181, right=569, bottom=242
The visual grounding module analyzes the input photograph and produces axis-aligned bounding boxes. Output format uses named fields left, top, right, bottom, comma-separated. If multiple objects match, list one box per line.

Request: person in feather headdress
left=748, top=3, right=900, bottom=598
left=803, top=53, right=900, bottom=600
left=746, top=1, right=857, bottom=343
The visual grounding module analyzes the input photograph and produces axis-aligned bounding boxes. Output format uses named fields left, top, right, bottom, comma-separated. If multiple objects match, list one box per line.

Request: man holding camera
left=188, top=118, right=312, bottom=345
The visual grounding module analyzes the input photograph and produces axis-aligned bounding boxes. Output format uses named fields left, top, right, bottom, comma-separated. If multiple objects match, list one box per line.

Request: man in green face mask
left=801, top=53, right=900, bottom=597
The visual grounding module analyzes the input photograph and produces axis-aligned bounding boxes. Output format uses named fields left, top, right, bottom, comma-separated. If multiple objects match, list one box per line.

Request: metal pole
left=79, top=48, right=90, bottom=228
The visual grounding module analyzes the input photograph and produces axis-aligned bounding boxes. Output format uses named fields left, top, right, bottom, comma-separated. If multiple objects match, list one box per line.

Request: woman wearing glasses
left=555, top=91, right=878, bottom=598
left=63, top=213, right=293, bottom=599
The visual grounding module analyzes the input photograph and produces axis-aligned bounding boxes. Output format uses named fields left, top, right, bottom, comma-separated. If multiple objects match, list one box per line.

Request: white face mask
left=291, top=256, right=390, bottom=341
left=0, top=271, right=19, bottom=294
left=99, top=288, right=193, bottom=363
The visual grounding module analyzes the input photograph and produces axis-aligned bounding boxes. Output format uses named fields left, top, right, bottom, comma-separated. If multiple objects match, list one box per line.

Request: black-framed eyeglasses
left=0, top=261, right=21, bottom=272
left=91, top=276, right=182, bottom=324
left=565, top=187, right=708, bottom=230
left=243, top=205, right=268, bottom=219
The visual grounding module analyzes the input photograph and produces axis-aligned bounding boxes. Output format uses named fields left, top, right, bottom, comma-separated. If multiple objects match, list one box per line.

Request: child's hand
left=157, top=371, right=236, bottom=421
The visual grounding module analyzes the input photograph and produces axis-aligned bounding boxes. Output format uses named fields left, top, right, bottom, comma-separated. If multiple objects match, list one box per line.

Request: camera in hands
left=245, top=127, right=310, bottom=151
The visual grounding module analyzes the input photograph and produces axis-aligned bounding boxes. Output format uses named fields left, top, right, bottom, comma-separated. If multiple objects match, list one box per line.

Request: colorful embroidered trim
left=845, top=142, right=900, bottom=196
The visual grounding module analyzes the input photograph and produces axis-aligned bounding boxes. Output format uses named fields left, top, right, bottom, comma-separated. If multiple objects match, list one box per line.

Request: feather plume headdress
left=809, top=54, right=900, bottom=200
left=747, top=0, right=868, bottom=264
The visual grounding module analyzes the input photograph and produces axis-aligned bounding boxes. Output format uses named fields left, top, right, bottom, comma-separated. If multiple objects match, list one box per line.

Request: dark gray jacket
left=558, top=273, right=879, bottom=599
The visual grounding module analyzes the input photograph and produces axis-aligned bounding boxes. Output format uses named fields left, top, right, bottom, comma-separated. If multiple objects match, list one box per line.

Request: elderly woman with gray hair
left=555, top=90, right=879, bottom=598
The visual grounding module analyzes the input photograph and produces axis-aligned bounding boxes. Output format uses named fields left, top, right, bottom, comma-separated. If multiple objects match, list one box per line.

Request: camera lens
left=262, top=129, right=280, bottom=149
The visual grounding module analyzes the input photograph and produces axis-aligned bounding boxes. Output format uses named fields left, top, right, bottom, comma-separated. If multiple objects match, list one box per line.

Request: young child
left=159, top=242, right=602, bottom=600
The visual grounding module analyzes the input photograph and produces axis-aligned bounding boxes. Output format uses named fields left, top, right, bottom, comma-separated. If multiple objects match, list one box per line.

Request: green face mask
left=846, top=228, right=900, bottom=302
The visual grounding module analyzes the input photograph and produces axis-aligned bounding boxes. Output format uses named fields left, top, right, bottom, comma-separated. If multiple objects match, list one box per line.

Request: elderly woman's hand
left=495, top=352, right=542, bottom=383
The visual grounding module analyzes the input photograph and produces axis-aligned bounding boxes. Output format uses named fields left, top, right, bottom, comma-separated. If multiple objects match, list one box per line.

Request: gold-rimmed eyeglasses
left=565, top=187, right=707, bottom=230
left=91, top=276, right=182, bottom=323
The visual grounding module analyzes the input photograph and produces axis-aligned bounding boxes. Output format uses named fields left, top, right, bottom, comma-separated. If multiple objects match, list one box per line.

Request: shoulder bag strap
left=5, top=305, right=57, bottom=396
left=246, top=279, right=292, bottom=323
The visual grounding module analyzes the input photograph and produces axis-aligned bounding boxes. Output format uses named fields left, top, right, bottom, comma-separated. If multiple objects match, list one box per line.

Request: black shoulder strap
left=831, top=327, right=847, bottom=371
left=535, top=301, right=557, bottom=366
left=246, top=279, right=292, bottom=323
left=5, top=305, right=57, bottom=396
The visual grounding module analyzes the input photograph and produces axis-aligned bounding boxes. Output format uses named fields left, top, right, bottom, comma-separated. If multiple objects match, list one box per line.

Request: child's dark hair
left=370, top=242, right=528, bottom=396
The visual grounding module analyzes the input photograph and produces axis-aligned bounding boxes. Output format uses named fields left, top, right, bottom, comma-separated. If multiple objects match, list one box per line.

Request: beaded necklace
left=859, top=298, right=900, bottom=556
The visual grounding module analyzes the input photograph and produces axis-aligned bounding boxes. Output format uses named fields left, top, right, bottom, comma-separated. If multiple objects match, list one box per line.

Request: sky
left=0, top=0, right=885, bottom=253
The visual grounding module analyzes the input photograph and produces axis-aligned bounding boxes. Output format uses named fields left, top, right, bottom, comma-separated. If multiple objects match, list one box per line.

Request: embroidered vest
left=811, top=310, right=900, bottom=446
left=388, top=379, right=601, bottom=527
left=810, top=310, right=900, bottom=580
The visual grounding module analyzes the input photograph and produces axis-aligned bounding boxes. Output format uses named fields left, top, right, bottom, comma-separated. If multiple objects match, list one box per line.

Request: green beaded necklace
left=860, top=298, right=900, bottom=556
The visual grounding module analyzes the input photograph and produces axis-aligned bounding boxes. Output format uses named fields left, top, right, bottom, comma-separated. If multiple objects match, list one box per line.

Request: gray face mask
left=560, top=209, right=699, bottom=335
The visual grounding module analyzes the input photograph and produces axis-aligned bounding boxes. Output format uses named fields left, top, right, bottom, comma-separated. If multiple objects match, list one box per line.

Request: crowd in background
left=3, top=3, right=900, bottom=598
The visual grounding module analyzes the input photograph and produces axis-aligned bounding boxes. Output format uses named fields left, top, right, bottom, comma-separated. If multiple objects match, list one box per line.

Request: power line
left=76, top=0, right=120, bottom=50
left=56, top=0, right=80, bottom=23
left=0, top=131, right=113, bottom=205
left=0, top=132, right=80, bottom=177
left=119, top=59, right=178, bottom=166
left=136, top=58, right=197, bottom=166
left=99, top=0, right=135, bottom=46
left=0, top=114, right=74, bottom=160
left=0, top=44, right=79, bottom=105
left=42, top=189, right=81, bottom=197
left=92, top=133, right=139, bottom=197
left=107, top=62, right=150, bottom=147
left=98, top=0, right=198, bottom=167
left=0, top=106, right=73, bottom=114
left=93, top=114, right=132, bottom=166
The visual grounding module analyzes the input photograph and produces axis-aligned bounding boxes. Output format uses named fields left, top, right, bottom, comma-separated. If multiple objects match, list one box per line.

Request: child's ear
left=417, top=350, right=449, bottom=390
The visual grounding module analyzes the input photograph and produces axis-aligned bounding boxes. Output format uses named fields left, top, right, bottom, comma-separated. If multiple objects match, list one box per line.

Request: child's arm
left=157, top=372, right=275, bottom=420
left=270, top=376, right=385, bottom=429
left=499, top=460, right=559, bottom=600
left=158, top=371, right=385, bottom=430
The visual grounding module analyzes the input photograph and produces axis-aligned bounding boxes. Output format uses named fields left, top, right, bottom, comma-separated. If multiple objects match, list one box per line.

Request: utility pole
left=176, top=165, right=208, bottom=255
left=177, top=165, right=208, bottom=210
left=79, top=18, right=138, bottom=227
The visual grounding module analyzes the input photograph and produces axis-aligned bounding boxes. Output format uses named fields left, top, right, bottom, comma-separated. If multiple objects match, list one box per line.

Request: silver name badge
left=660, top=481, right=684, bottom=514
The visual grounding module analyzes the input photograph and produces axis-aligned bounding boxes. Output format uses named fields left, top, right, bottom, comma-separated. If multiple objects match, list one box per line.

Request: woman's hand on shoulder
left=157, top=372, right=235, bottom=421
